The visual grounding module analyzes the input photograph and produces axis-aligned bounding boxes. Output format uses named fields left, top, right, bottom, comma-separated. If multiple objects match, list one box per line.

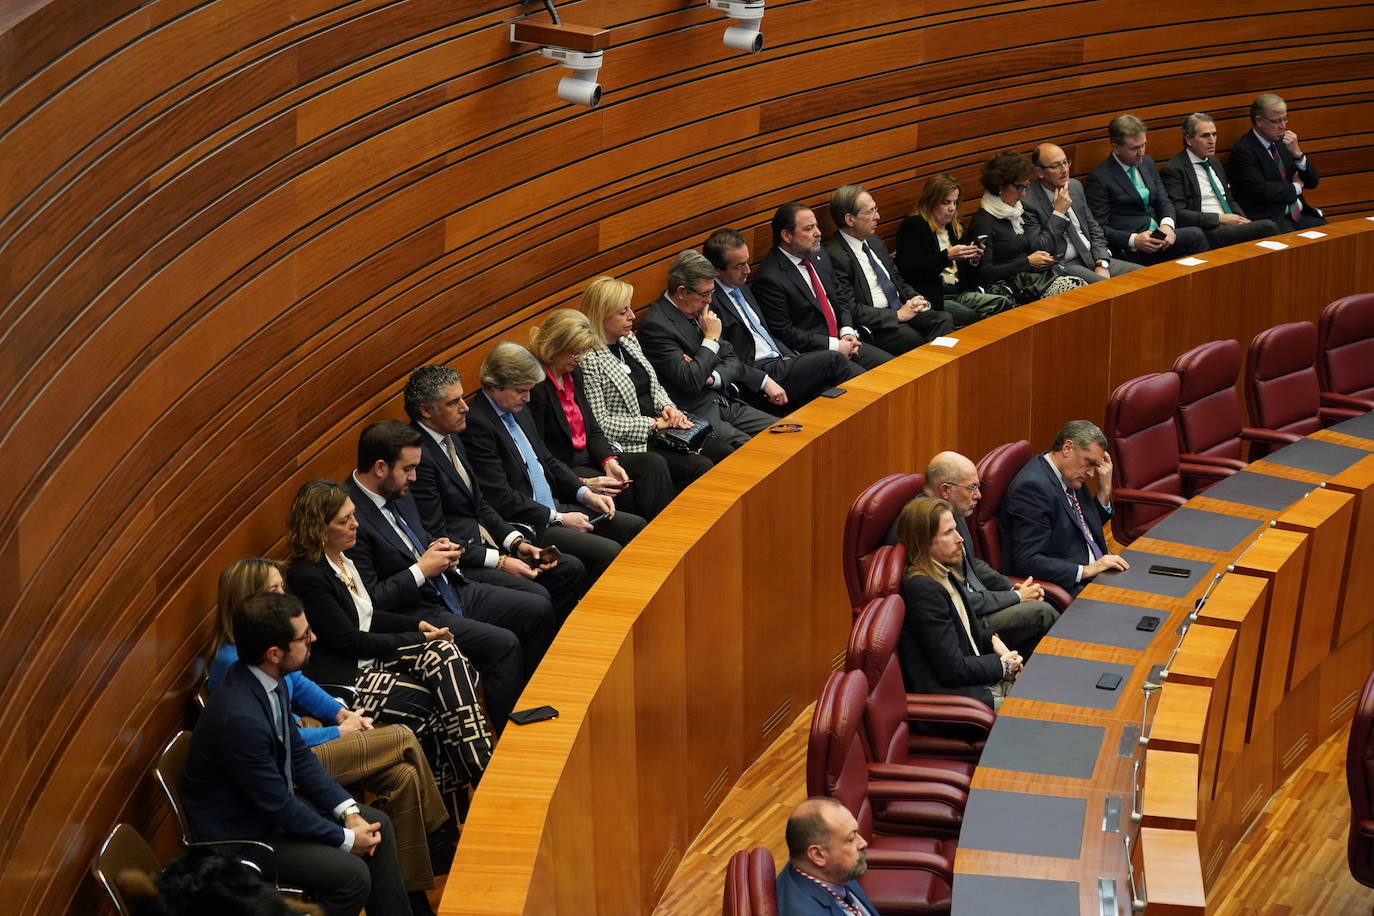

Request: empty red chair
left=1104, top=372, right=1235, bottom=543
left=1172, top=338, right=1293, bottom=464
left=808, top=670, right=956, bottom=915
left=1319, top=294, right=1374, bottom=411
left=844, top=474, right=925, bottom=608
left=1347, top=666, right=1374, bottom=889
left=972, top=441, right=1073, bottom=610
left=723, top=847, right=778, bottom=916
left=1246, top=321, right=1361, bottom=452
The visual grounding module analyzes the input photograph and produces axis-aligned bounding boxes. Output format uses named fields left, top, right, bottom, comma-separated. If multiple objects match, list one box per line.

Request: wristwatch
left=1095, top=259, right=1111, bottom=270
left=341, top=804, right=361, bottom=820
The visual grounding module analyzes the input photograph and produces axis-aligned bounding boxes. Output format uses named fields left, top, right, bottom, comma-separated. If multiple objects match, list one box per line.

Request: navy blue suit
left=1227, top=128, right=1325, bottom=230
left=775, top=863, right=880, bottom=915
left=1001, top=454, right=1111, bottom=595
left=1084, top=154, right=1208, bottom=264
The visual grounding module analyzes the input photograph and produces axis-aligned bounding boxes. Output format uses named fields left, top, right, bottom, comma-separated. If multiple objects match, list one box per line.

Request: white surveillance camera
left=538, top=46, right=603, bottom=107
left=707, top=0, right=764, bottom=54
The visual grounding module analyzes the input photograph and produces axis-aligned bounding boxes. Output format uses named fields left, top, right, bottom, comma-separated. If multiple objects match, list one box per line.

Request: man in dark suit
left=1001, top=420, right=1130, bottom=595
left=344, top=419, right=555, bottom=731
left=1023, top=142, right=1143, bottom=283
left=775, top=797, right=880, bottom=916
left=403, top=364, right=589, bottom=621
left=461, top=342, right=645, bottom=582
left=752, top=202, right=894, bottom=372
left=1084, top=114, right=1208, bottom=266
left=823, top=184, right=952, bottom=353
left=701, top=228, right=856, bottom=410
left=1160, top=113, right=1279, bottom=248
left=1227, top=92, right=1325, bottom=231
left=637, top=249, right=779, bottom=444
left=180, top=592, right=410, bottom=916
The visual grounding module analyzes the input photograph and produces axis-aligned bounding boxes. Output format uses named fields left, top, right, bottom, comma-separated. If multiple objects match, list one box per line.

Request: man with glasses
left=1002, top=420, right=1131, bottom=596
left=1161, top=113, right=1280, bottom=248
left=1023, top=142, right=1142, bottom=284
left=823, top=183, right=953, bottom=353
left=1227, top=93, right=1326, bottom=231
left=637, top=249, right=778, bottom=446
left=1085, top=114, right=1208, bottom=265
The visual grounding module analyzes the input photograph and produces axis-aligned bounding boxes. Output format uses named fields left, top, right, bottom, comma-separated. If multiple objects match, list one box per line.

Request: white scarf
left=980, top=191, right=1024, bottom=235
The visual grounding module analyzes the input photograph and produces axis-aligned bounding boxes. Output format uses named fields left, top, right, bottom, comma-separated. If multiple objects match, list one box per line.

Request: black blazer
left=636, top=293, right=764, bottom=410
left=1159, top=151, right=1248, bottom=230
left=1000, top=454, right=1111, bottom=594
left=180, top=661, right=351, bottom=847
left=1227, top=128, right=1321, bottom=226
left=528, top=368, right=622, bottom=468
left=709, top=282, right=795, bottom=365
left=460, top=392, right=584, bottom=534
left=1084, top=154, right=1178, bottom=253
left=965, top=208, right=1049, bottom=285
left=897, top=572, right=1004, bottom=708
left=286, top=556, right=426, bottom=687
left=894, top=215, right=981, bottom=308
left=751, top=244, right=858, bottom=354
left=822, top=232, right=912, bottom=326
left=410, top=422, right=520, bottom=567
left=342, top=475, right=463, bottom=616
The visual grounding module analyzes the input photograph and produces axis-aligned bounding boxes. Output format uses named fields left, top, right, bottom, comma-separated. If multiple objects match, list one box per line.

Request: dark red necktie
left=802, top=258, right=840, bottom=337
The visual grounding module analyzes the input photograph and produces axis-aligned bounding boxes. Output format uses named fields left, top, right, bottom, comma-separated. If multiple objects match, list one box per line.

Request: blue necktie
left=386, top=500, right=465, bottom=616
left=273, top=683, right=294, bottom=794
left=862, top=240, right=902, bottom=309
left=500, top=411, right=556, bottom=511
left=729, top=286, right=780, bottom=359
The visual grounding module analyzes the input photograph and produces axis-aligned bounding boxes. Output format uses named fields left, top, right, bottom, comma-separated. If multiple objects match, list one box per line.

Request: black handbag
left=649, top=414, right=712, bottom=453
left=988, top=268, right=1086, bottom=305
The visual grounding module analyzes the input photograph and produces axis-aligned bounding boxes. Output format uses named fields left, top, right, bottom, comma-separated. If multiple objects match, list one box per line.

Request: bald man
left=775, top=797, right=879, bottom=915
left=1022, top=142, right=1142, bottom=284
left=918, top=451, right=1059, bottom=656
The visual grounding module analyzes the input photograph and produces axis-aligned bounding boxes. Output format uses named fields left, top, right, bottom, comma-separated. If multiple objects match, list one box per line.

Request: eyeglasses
left=857, top=206, right=880, bottom=218
left=689, top=286, right=714, bottom=300
left=1258, top=114, right=1289, bottom=125
left=1011, top=182, right=1031, bottom=192
left=289, top=626, right=314, bottom=645
left=1041, top=158, right=1071, bottom=170
left=949, top=481, right=982, bottom=494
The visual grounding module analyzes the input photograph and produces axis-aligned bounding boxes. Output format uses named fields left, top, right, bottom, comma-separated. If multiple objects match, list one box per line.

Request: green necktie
left=1128, top=165, right=1158, bottom=231
left=1199, top=159, right=1233, bottom=215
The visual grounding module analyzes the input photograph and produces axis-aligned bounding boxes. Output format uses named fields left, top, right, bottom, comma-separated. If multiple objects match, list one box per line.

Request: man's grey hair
left=478, top=342, right=545, bottom=389
left=1108, top=114, right=1147, bottom=146
left=1250, top=92, right=1286, bottom=122
left=666, top=249, right=716, bottom=294
left=1051, top=419, right=1107, bottom=452
left=828, top=183, right=867, bottom=229
left=403, top=365, right=461, bottom=421
left=1181, top=112, right=1216, bottom=139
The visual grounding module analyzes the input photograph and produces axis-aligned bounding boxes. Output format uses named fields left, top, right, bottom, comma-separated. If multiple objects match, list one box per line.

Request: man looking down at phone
left=1085, top=114, right=1208, bottom=266
left=404, top=364, right=589, bottom=624
left=462, top=342, right=645, bottom=585
left=1022, top=142, right=1142, bottom=283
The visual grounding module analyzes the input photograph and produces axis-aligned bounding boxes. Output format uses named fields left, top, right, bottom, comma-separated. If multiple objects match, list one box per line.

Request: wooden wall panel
left=4, top=0, right=1374, bottom=911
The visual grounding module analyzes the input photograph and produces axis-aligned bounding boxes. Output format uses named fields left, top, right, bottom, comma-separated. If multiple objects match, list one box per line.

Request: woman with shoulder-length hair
left=284, top=479, right=493, bottom=823
left=896, top=497, right=1022, bottom=710
left=527, top=308, right=675, bottom=519
left=576, top=276, right=714, bottom=491
left=208, top=557, right=452, bottom=897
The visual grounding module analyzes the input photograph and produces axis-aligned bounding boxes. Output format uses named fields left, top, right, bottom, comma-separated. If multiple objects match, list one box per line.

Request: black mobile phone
left=975, top=234, right=990, bottom=248
left=818, top=387, right=846, bottom=398
left=1150, top=227, right=1168, bottom=240
left=1096, top=673, right=1123, bottom=691
left=509, top=705, right=559, bottom=725
left=587, top=513, right=608, bottom=525
left=1149, top=564, right=1192, bottom=579
left=526, top=545, right=563, bottom=568
left=1136, top=615, right=1161, bottom=632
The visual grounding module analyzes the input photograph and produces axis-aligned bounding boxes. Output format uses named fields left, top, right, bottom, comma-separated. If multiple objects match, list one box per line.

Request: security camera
left=707, top=0, right=764, bottom=54
left=539, top=46, right=603, bottom=107
left=510, top=18, right=610, bottom=108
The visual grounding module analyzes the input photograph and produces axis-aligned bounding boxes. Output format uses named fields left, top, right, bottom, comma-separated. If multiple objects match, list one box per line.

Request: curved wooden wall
left=2, top=0, right=1374, bottom=911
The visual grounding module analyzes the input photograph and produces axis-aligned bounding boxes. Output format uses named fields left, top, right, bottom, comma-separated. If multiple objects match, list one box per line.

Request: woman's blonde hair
left=212, top=557, right=283, bottom=654
left=287, top=479, right=350, bottom=563
left=897, top=497, right=955, bottom=580
left=529, top=308, right=598, bottom=366
left=578, top=276, right=634, bottom=346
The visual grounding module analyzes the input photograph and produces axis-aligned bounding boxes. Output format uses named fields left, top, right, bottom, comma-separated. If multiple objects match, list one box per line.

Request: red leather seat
left=1104, top=372, right=1234, bottom=543
left=723, top=847, right=778, bottom=916
left=844, top=474, right=926, bottom=609
left=1246, top=321, right=1360, bottom=453
left=1172, top=338, right=1292, bottom=465
left=861, top=544, right=907, bottom=604
left=972, top=441, right=1073, bottom=610
left=1319, top=294, right=1374, bottom=410
left=1347, top=666, right=1374, bottom=889
left=808, top=670, right=956, bottom=915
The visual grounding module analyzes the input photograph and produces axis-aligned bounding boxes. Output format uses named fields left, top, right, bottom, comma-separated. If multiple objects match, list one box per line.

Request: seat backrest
left=723, top=847, right=778, bottom=916
left=859, top=544, right=907, bottom=608
left=807, top=670, right=876, bottom=840
left=1320, top=294, right=1374, bottom=400
left=1173, top=339, right=1247, bottom=461
left=1246, top=321, right=1322, bottom=437
left=846, top=596, right=911, bottom=767
left=843, top=473, right=925, bottom=607
left=1347, top=666, right=1374, bottom=888
left=973, top=440, right=1031, bottom=572
left=154, top=730, right=195, bottom=846
left=93, top=823, right=161, bottom=916
left=1105, top=372, right=1184, bottom=542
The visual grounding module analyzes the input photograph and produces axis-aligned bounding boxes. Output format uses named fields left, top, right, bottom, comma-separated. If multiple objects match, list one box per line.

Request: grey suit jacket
left=1159, top=150, right=1247, bottom=230
left=1022, top=179, right=1111, bottom=264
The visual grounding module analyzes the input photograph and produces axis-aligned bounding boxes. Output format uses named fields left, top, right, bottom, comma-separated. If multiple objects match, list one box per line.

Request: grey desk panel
left=1202, top=470, right=1316, bottom=511
left=1012, top=654, right=1136, bottom=711
left=960, top=789, right=1086, bottom=858
left=1331, top=412, right=1374, bottom=441
left=1049, top=598, right=1172, bottom=650
left=979, top=716, right=1105, bottom=779
left=1094, top=551, right=1215, bottom=598
left=1142, top=507, right=1263, bottom=552
left=1260, top=437, right=1370, bottom=476
left=953, top=874, right=1080, bottom=915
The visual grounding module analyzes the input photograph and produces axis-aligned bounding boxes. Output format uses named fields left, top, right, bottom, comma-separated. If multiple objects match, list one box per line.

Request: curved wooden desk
left=445, top=220, right=1374, bottom=914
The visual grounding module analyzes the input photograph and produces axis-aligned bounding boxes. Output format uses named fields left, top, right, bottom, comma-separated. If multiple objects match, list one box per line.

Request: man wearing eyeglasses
left=1160, top=113, right=1280, bottom=249
left=1227, top=93, right=1326, bottom=232
left=1085, top=114, right=1208, bottom=266
left=1023, top=142, right=1142, bottom=284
